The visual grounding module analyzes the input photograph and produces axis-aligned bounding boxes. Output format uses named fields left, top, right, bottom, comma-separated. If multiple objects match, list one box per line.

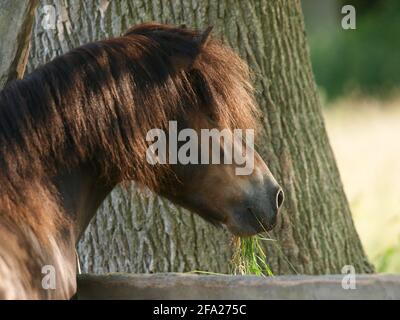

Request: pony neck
left=53, top=164, right=116, bottom=242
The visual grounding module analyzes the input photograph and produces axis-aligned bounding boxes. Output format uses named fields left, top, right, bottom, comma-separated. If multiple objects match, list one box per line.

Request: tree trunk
left=0, top=0, right=38, bottom=86
left=28, top=0, right=373, bottom=275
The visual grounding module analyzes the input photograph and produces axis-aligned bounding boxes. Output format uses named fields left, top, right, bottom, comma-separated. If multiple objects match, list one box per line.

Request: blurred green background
left=303, top=0, right=400, bottom=101
left=302, top=0, right=400, bottom=273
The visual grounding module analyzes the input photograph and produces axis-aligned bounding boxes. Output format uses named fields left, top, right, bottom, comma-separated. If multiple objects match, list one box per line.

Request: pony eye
left=207, top=113, right=218, bottom=123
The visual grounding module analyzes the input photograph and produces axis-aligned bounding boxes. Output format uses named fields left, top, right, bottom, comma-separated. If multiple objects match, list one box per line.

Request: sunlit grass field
left=324, top=95, right=400, bottom=273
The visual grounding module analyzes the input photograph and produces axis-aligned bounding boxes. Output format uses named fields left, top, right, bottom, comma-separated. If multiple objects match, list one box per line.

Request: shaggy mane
left=0, top=23, right=259, bottom=239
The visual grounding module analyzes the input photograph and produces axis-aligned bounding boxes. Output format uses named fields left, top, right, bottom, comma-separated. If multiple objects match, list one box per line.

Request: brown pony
left=0, top=23, right=283, bottom=299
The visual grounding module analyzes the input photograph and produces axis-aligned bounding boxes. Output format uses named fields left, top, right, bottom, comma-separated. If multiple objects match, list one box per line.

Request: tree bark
left=0, top=0, right=38, bottom=86
left=28, top=0, right=373, bottom=275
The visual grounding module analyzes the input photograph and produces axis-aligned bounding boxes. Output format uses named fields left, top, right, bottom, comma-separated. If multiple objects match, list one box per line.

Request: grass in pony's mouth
left=188, top=215, right=276, bottom=276
left=231, top=235, right=274, bottom=276
left=230, top=209, right=276, bottom=276
left=187, top=235, right=274, bottom=277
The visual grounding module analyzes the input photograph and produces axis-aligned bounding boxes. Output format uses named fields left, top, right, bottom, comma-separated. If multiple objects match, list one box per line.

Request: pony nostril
left=276, top=189, right=284, bottom=210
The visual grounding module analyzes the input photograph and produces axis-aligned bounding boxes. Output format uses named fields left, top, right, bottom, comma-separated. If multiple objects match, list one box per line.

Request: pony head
left=122, top=24, right=284, bottom=236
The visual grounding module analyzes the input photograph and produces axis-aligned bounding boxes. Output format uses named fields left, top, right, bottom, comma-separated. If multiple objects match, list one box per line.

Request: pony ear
left=196, top=26, right=213, bottom=49
left=173, top=26, right=213, bottom=71
left=171, top=26, right=214, bottom=72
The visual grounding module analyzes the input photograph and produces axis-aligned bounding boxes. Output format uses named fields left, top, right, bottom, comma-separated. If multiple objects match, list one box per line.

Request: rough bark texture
left=28, top=0, right=373, bottom=275
left=0, top=0, right=38, bottom=86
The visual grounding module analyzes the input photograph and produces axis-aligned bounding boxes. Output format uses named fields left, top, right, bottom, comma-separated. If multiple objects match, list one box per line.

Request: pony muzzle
left=226, top=181, right=284, bottom=237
